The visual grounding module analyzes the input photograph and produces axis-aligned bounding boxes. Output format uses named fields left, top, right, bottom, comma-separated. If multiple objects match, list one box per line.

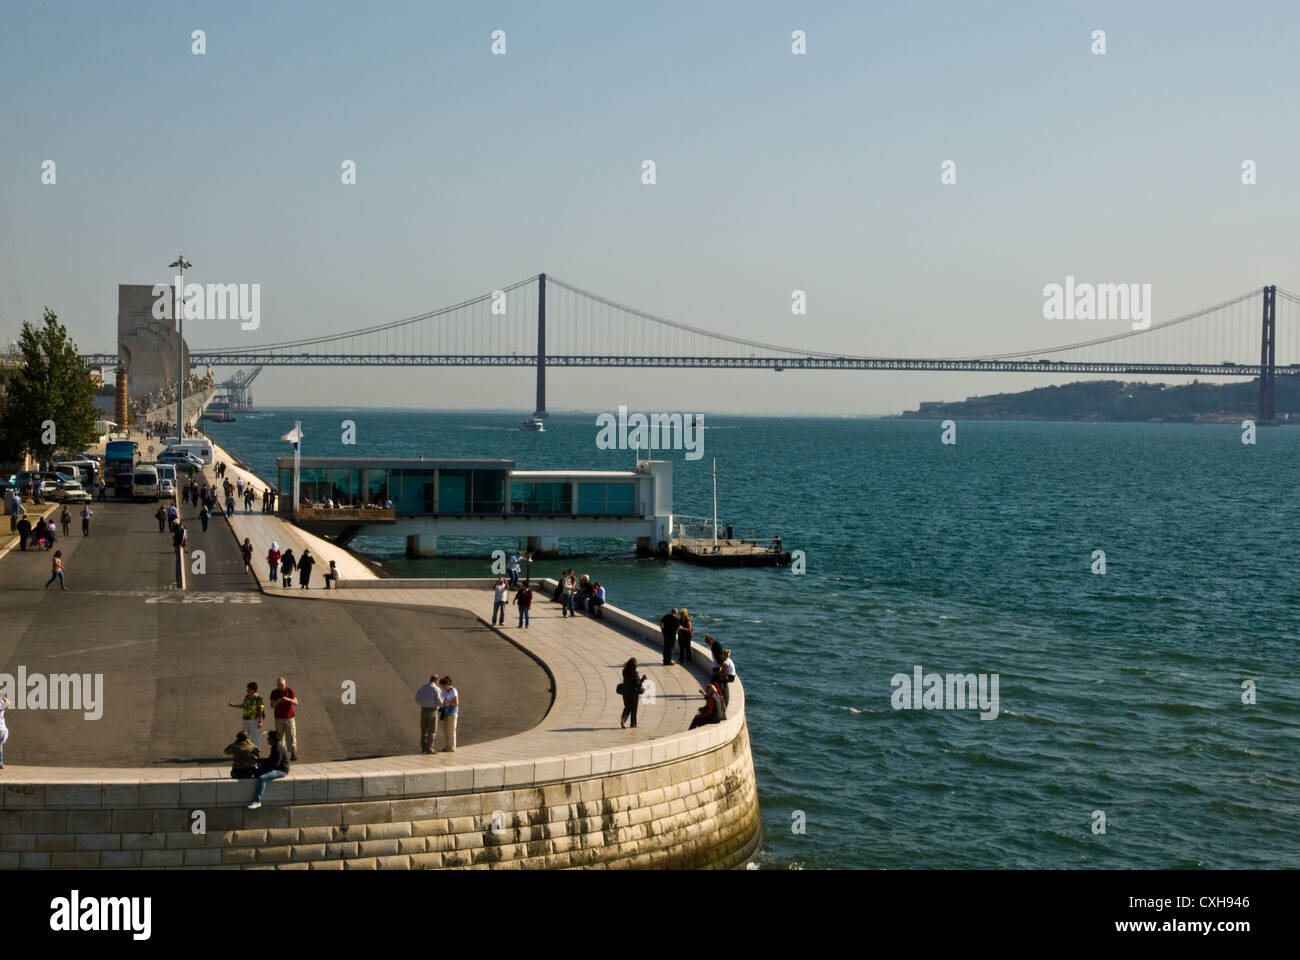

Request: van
left=171, top=441, right=213, bottom=465
left=153, top=462, right=177, bottom=489
left=132, top=464, right=160, bottom=501
left=52, top=463, right=81, bottom=482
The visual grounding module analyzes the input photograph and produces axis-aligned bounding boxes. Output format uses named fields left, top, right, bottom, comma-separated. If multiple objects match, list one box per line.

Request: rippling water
left=204, top=410, right=1300, bottom=869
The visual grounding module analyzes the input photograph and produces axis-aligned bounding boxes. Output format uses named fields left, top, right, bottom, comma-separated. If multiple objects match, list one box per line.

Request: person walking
left=513, top=582, right=533, bottom=628
left=16, top=513, right=31, bottom=551
left=676, top=607, right=694, bottom=665
left=438, top=676, right=459, bottom=752
left=224, top=729, right=260, bottom=779
left=44, top=550, right=67, bottom=591
left=279, top=548, right=296, bottom=589
left=44, top=520, right=57, bottom=552
left=506, top=551, right=521, bottom=587
left=491, top=576, right=508, bottom=625
left=228, top=682, right=265, bottom=748
left=297, top=549, right=315, bottom=589
left=659, top=609, right=681, bottom=666
left=266, top=542, right=281, bottom=583
left=619, top=658, right=646, bottom=729
left=155, top=505, right=167, bottom=533
left=0, top=692, right=9, bottom=769
left=80, top=505, right=92, bottom=537
left=415, top=674, right=443, bottom=754
left=269, top=676, right=299, bottom=761
left=241, top=538, right=254, bottom=574
left=247, top=730, right=290, bottom=809
left=166, top=502, right=178, bottom=532
left=198, top=503, right=210, bottom=532
left=172, top=520, right=187, bottom=550
left=96, top=476, right=106, bottom=502
left=236, top=477, right=244, bottom=500
left=60, top=506, right=71, bottom=537
left=225, top=492, right=236, bottom=518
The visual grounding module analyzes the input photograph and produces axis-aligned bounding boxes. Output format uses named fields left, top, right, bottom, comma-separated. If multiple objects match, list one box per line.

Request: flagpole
left=712, top=457, right=718, bottom=550
left=292, top=420, right=301, bottom=517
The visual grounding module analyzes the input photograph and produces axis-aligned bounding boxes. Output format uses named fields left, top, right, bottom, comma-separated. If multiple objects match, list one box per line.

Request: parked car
left=53, top=481, right=92, bottom=504
left=159, top=478, right=175, bottom=498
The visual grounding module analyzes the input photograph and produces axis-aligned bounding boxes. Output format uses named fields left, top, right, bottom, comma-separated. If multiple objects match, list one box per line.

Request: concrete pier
left=406, top=533, right=438, bottom=558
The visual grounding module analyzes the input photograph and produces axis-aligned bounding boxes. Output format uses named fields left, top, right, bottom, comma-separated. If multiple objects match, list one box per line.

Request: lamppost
left=168, top=255, right=192, bottom=442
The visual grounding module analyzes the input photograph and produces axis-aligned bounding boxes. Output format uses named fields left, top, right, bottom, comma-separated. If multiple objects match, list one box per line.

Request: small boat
left=519, top=417, right=545, bottom=432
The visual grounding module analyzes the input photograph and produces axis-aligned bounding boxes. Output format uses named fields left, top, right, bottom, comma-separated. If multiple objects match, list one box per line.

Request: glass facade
left=576, top=481, right=637, bottom=515
left=277, top=463, right=510, bottom=515
left=510, top=481, right=572, bottom=515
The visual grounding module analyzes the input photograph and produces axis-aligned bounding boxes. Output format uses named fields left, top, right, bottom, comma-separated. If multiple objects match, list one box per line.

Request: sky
left=1, top=0, right=1298, bottom=414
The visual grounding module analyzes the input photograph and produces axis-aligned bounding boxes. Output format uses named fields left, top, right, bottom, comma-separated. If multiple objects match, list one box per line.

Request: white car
left=159, top=478, right=175, bottom=498
left=53, top=481, right=92, bottom=504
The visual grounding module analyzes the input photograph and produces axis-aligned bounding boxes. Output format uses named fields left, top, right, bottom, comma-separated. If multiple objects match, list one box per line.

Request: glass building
left=275, top=459, right=642, bottom=518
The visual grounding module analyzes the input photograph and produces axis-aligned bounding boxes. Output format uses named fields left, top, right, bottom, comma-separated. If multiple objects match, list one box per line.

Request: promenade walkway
left=203, top=436, right=377, bottom=581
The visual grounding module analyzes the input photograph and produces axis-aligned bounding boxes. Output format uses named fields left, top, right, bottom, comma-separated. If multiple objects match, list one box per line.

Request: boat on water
left=519, top=416, right=545, bottom=432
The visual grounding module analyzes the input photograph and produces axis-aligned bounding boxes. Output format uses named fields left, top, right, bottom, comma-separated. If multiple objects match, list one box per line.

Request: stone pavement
left=202, top=435, right=377, bottom=582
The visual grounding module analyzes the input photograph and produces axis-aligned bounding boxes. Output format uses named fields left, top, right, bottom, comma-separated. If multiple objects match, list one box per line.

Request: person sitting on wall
left=688, top=678, right=727, bottom=730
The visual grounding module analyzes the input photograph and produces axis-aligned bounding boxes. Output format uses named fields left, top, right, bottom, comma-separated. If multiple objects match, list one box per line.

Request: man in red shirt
left=269, top=676, right=300, bottom=761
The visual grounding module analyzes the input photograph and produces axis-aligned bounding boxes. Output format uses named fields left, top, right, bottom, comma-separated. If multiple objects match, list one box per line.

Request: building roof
left=275, top=457, right=514, bottom=471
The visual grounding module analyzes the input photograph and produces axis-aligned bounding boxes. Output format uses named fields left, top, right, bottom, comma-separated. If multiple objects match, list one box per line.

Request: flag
left=281, top=424, right=302, bottom=449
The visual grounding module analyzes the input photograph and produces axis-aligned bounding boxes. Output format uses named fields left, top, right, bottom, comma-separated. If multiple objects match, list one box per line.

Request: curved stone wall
left=0, top=654, right=761, bottom=869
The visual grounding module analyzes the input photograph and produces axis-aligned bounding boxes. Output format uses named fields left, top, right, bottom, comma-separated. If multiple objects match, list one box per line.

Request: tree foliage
left=0, top=307, right=99, bottom=463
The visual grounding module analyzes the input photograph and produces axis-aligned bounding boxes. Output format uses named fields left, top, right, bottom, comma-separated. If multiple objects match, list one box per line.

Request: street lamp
left=168, top=255, right=192, bottom=442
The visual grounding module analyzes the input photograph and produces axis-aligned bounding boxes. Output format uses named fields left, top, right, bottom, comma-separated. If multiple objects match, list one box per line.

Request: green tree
left=0, top=307, right=99, bottom=465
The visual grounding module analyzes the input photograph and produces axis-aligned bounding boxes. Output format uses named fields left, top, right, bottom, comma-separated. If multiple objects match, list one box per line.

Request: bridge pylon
left=534, top=272, right=548, bottom=419
left=1259, top=284, right=1277, bottom=422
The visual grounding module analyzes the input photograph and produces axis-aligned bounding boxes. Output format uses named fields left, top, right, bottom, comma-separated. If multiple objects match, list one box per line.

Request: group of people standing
left=224, top=677, right=299, bottom=809
left=414, top=674, right=460, bottom=753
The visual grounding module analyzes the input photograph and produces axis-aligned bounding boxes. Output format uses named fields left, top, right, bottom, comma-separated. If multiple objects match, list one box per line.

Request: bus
left=105, top=440, right=139, bottom=495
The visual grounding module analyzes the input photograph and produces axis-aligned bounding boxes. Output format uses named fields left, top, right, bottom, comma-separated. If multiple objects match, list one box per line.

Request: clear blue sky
left=2, top=0, right=1297, bottom=413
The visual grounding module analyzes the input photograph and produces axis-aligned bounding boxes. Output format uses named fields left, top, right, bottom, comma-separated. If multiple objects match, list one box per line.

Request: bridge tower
left=1259, top=284, right=1277, bottom=422
left=534, top=273, right=548, bottom=419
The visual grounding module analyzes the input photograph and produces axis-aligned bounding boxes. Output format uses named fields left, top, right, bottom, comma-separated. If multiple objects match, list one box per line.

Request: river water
left=203, top=409, right=1300, bottom=868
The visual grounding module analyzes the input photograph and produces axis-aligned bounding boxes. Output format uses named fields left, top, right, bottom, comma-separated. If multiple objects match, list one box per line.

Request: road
left=0, top=488, right=552, bottom=767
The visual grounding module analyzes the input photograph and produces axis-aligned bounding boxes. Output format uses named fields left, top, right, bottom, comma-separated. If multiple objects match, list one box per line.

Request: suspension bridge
left=83, top=275, right=1300, bottom=421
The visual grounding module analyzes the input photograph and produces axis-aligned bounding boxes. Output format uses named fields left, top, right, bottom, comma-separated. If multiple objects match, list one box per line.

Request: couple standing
left=415, top=674, right=460, bottom=754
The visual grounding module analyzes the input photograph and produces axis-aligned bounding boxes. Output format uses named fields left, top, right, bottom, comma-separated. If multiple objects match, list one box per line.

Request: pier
left=273, top=455, right=674, bottom=559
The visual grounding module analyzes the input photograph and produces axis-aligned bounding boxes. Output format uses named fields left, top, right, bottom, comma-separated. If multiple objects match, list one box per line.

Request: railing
left=671, top=515, right=783, bottom=550
left=295, top=506, right=395, bottom=521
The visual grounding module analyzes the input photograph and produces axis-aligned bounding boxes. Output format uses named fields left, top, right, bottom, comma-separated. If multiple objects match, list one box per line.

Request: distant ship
left=519, top=416, right=545, bottom=432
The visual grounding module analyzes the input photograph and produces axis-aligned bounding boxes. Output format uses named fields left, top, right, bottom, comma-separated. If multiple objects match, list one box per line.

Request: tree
left=0, top=307, right=99, bottom=464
